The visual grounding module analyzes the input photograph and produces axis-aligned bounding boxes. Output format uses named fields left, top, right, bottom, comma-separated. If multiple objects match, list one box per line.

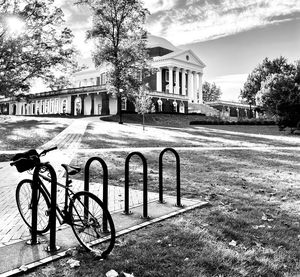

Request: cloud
left=146, top=0, right=300, bottom=45
left=205, top=74, right=248, bottom=101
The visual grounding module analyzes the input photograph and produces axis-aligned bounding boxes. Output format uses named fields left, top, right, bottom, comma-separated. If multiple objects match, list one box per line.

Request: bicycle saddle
left=61, top=164, right=81, bottom=175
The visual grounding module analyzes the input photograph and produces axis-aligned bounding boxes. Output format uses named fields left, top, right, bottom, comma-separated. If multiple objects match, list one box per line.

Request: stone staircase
left=188, top=102, right=220, bottom=116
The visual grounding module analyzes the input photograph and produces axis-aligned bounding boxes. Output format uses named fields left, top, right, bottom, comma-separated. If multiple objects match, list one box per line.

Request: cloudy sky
left=57, top=0, right=300, bottom=101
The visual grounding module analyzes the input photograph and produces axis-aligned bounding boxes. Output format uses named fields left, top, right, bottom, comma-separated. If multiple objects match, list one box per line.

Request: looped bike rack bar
left=84, top=157, right=109, bottom=232
left=32, top=163, right=59, bottom=252
left=159, top=147, right=182, bottom=207
left=124, top=152, right=149, bottom=218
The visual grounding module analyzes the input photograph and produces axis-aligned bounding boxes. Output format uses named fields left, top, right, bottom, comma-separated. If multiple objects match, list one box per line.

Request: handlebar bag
left=11, top=149, right=39, bottom=172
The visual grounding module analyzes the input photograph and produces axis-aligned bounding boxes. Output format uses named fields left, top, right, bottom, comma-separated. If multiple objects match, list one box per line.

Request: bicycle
left=10, top=147, right=115, bottom=258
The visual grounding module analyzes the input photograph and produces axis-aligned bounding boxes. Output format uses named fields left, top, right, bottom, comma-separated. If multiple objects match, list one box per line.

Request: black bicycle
left=10, top=147, right=115, bottom=258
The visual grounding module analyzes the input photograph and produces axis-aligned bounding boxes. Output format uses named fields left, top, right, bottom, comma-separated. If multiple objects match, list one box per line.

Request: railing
left=149, top=91, right=189, bottom=101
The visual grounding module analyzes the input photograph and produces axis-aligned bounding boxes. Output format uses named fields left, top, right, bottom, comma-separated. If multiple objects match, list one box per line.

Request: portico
left=150, top=49, right=205, bottom=105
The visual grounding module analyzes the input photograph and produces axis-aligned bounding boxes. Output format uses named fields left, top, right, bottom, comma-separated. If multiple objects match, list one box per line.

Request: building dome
left=146, top=34, right=178, bottom=51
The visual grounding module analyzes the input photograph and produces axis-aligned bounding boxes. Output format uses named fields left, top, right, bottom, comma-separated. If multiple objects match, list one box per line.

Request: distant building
left=0, top=34, right=218, bottom=116
left=207, top=100, right=258, bottom=120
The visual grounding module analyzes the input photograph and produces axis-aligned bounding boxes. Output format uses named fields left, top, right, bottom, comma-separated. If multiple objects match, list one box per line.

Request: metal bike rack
left=124, top=152, right=149, bottom=219
left=84, top=157, right=109, bottom=232
left=32, top=163, right=59, bottom=252
left=159, top=148, right=182, bottom=207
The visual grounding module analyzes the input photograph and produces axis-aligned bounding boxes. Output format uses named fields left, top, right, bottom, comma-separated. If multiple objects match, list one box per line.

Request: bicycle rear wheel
left=16, top=179, right=50, bottom=234
left=70, top=191, right=115, bottom=258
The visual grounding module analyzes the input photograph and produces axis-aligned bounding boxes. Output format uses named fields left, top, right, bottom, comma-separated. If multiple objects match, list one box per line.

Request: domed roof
left=146, top=34, right=178, bottom=51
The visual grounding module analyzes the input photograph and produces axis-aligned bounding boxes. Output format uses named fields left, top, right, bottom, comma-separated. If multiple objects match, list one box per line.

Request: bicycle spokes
left=69, top=191, right=115, bottom=256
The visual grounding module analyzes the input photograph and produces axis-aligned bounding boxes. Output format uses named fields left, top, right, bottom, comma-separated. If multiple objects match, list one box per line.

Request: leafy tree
left=202, top=81, right=221, bottom=102
left=134, top=84, right=154, bottom=130
left=0, top=0, right=77, bottom=97
left=240, top=56, right=295, bottom=106
left=76, top=0, right=151, bottom=123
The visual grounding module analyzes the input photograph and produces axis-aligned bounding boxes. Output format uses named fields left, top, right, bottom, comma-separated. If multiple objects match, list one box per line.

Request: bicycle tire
left=16, top=179, right=51, bottom=234
left=69, top=191, right=115, bottom=258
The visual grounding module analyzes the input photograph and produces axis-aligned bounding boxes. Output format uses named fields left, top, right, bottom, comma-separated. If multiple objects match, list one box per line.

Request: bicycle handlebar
left=39, top=146, right=58, bottom=157
left=10, top=146, right=58, bottom=167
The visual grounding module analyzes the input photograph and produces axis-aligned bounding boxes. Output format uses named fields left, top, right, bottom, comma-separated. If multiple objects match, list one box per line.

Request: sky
left=55, top=0, right=300, bottom=101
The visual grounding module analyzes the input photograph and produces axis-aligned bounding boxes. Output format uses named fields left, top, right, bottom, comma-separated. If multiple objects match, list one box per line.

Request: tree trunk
left=117, top=96, right=123, bottom=124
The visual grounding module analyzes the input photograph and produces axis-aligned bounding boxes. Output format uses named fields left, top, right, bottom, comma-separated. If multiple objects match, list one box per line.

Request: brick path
left=0, top=119, right=157, bottom=247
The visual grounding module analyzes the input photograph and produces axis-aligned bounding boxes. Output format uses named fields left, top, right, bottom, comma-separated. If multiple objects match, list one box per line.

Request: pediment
left=153, top=49, right=206, bottom=68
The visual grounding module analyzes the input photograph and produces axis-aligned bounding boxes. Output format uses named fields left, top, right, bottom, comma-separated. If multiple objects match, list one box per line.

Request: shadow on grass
left=80, top=121, right=300, bottom=150
left=63, top=148, right=300, bottom=276
left=0, top=119, right=69, bottom=150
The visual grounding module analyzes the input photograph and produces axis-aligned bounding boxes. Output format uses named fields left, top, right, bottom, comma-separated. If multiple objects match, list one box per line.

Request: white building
left=0, top=34, right=219, bottom=116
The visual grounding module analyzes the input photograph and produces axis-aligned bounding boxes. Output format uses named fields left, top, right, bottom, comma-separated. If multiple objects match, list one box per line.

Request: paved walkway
left=0, top=119, right=89, bottom=246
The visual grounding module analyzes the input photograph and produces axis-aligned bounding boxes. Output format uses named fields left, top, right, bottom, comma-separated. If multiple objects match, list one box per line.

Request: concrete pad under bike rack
left=0, top=195, right=208, bottom=277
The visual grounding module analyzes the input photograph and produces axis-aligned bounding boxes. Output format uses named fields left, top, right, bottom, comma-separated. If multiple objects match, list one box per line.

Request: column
left=193, top=71, right=197, bottom=103
left=181, top=69, right=186, bottom=96
left=156, top=67, right=162, bottom=92
left=168, top=67, right=173, bottom=94
left=175, top=68, right=180, bottom=94
left=91, top=93, right=95, bottom=115
left=187, top=70, right=193, bottom=101
left=198, top=72, right=203, bottom=104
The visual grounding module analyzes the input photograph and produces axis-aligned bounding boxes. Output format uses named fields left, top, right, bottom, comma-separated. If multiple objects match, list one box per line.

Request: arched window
left=179, top=102, right=185, bottom=113
left=36, top=102, right=40, bottom=115
left=55, top=99, right=59, bottom=113
left=45, top=100, right=49, bottom=114
left=173, top=100, right=178, bottom=112
left=121, top=97, right=127, bottom=111
left=62, top=99, right=67, bottom=113
left=75, top=97, right=81, bottom=115
left=157, top=99, right=163, bottom=112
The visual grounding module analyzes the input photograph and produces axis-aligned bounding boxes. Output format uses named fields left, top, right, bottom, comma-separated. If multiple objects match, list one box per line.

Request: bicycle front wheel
left=16, top=179, right=51, bottom=233
left=70, top=191, right=115, bottom=258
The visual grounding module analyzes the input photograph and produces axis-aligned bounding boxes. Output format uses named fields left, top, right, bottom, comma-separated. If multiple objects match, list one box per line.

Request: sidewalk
left=0, top=119, right=89, bottom=246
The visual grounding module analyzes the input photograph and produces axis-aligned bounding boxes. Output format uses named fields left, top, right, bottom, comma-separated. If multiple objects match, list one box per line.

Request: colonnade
left=156, top=67, right=203, bottom=104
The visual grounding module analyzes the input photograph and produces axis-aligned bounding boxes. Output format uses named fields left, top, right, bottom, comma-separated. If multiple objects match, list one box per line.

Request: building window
left=173, top=100, right=178, bottom=112
left=101, top=73, right=106, bottom=85
left=75, top=97, right=81, bottom=115
left=62, top=99, right=67, bottom=113
left=179, top=102, right=185, bottom=113
left=121, top=97, right=127, bottom=111
left=55, top=99, right=59, bottom=113
left=157, top=99, right=162, bottom=112
left=45, top=101, right=49, bottom=114
left=36, top=102, right=40, bottom=115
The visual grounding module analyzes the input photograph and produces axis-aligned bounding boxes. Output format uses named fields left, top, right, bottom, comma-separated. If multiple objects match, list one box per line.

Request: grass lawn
left=0, top=115, right=72, bottom=161
left=19, top=116, right=300, bottom=277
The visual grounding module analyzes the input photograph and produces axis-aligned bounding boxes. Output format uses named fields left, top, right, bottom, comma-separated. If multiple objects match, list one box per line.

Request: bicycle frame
left=38, top=172, right=75, bottom=226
